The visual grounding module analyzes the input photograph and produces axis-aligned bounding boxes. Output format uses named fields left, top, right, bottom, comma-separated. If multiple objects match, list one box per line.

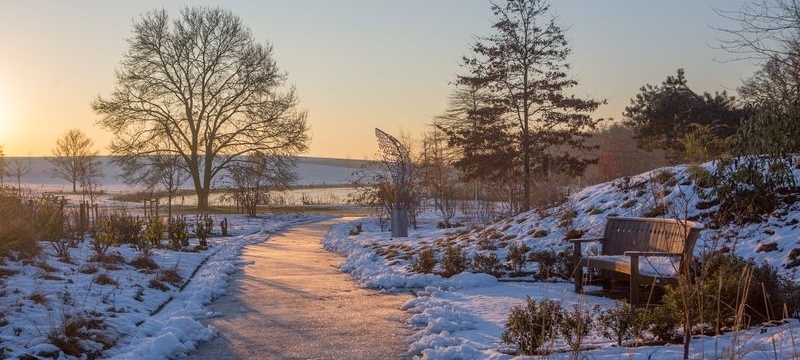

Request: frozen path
left=189, top=218, right=413, bottom=360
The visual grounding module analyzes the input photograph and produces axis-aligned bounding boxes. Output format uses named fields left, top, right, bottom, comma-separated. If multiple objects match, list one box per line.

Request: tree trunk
left=197, top=189, right=209, bottom=210
left=521, top=104, right=531, bottom=213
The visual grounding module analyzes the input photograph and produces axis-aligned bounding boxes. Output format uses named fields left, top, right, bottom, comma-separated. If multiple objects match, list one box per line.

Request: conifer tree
left=453, top=0, right=603, bottom=211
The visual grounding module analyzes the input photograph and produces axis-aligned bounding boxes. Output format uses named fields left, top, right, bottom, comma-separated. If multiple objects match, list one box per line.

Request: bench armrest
left=568, top=237, right=605, bottom=244
left=623, top=251, right=682, bottom=257
left=571, top=237, right=605, bottom=257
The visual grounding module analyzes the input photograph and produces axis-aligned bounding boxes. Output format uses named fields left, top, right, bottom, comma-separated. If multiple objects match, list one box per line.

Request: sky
left=0, top=0, right=759, bottom=159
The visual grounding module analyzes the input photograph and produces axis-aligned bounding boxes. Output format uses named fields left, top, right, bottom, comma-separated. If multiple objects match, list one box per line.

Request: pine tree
left=453, top=0, right=603, bottom=212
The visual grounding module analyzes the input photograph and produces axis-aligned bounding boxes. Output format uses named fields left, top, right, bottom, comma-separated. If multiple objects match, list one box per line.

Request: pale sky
left=0, top=0, right=757, bottom=159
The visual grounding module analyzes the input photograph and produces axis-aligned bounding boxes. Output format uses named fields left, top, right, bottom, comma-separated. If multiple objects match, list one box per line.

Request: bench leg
left=573, top=243, right=583, bottom=293
left=630, top=256, right=639, bottom=306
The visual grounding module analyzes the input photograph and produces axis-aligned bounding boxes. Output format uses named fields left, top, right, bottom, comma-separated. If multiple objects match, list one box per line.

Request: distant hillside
left=4, top=155, right=366, bottom=192
left=297, top=156, right=372, bottom=169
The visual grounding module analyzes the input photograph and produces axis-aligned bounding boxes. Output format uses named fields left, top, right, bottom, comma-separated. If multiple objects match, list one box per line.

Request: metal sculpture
left=375, top=128, right=411, bottom=237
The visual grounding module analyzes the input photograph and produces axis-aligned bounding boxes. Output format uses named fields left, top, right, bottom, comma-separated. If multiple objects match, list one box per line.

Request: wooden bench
left=570, top=216, right=703, bottom=305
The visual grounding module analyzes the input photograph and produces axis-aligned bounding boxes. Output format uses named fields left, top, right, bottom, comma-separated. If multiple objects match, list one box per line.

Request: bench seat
left=571, top=217, right=703, bottom=305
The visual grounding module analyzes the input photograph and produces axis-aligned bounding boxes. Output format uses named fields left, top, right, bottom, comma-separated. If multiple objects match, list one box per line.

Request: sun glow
left=0, top=87, right=11, bottom=147
left=0, top=99, right=7, bottom=135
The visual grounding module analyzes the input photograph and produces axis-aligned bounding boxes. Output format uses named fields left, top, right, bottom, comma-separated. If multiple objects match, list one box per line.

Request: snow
left=4, top=158, right=800, bottom=359
left=321, top=161, right=800, bottom=359
left=0, top=212, right=325, bottom=360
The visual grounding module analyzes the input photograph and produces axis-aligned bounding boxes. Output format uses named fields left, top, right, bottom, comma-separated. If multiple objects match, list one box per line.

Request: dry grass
left=47, top=312, right=115, bottom=358
left=92, top=273, right=118, bottom=286
left=157, top=267, right=183, bottom=287
left=88, top=252, right=125, bottom=265
left=129, top=254, right=159, bottom=271
left=28, top=292, right=49, bottom=307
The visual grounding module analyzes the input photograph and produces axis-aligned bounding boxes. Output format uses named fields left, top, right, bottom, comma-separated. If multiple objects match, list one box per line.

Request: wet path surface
left=188, top=218, right=412, bottom=360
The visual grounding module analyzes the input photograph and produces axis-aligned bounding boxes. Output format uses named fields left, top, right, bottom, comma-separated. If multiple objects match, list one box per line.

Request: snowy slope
left=323, top=161, right=800, bottom=359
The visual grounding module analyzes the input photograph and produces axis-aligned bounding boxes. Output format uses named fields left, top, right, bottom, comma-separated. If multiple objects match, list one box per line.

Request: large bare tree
left=49, top=129, right=100, bottom=193
left=93, top=7, right=308, bottom=209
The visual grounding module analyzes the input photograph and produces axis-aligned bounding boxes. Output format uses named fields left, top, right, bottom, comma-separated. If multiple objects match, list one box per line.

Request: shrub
left=507, top=243, right=530, bottom=276
left=0, top=187, right=38, bottom=256
left=686, top=164, right=714, bottom=188
left=563, top=229, right=586, bottom=240
left=528, top=249, right=574, bottom=280
left=94, top=211, right=143, bottom=254
left=195, top=214, right=213, bottom=248
left=708, top=104, right=800, bottom=224
left=653, top=169, right=677, bottom=186
left=559, top=208, right=577, bottom=228
left=219, top=217, right=228, bottom=236
left=49, top=238, right=75, bottom=264
left=34, top=195, right=67, bottom=241
left=143, top=217, right=166, bottom=250
left=597, top=302, right=646, bottom=347
left=643, top=203, right=667, bottom=217
left=129, top=253, right=159, bottom=271
left=709, top=156, right=793, bottom=224
left=411, top=247, right=437, bottom=274
left=644, top=305, right=680, bottom=343
left=691, top=252, right=800, bottom=330
left=500, top=297, right=562, bottom=355
left=531, top=229, right=548, bottom=238
left=470, top=252, right=501, bottom=277
left=440, top=245, right=468, bottom=278
left=168, top=217, right=190, bottom=249
left=558, top=304, right=595, bottom=353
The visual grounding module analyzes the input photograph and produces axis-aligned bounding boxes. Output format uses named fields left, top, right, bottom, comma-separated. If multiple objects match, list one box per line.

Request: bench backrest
left=601, top=217, right=703, bottom=258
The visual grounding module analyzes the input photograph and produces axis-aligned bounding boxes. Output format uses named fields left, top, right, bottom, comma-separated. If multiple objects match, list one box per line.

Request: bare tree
left=228, top=154, right=297, bottom=217
left=5, top=157, right=30, bottom=196
left=738, top=49, right=800, bottom=106
left=80, top=158, right=104, bottom=207
left=716, top=0, right=800, bottom=63
left=93, top=7, right=309, bottom=210
left=49, top=129, right=99, bottom=193
left=116, top=149, right=189, bottom=219
left=420, top=125, right=461, bottom=227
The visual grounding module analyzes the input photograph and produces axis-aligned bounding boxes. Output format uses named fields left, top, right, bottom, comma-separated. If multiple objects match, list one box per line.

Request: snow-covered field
left=4, top=159, right=800, bottom=359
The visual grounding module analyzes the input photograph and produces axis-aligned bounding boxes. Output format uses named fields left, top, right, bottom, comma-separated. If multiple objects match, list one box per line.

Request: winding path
left=189, top=217, right=412, bottom=360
